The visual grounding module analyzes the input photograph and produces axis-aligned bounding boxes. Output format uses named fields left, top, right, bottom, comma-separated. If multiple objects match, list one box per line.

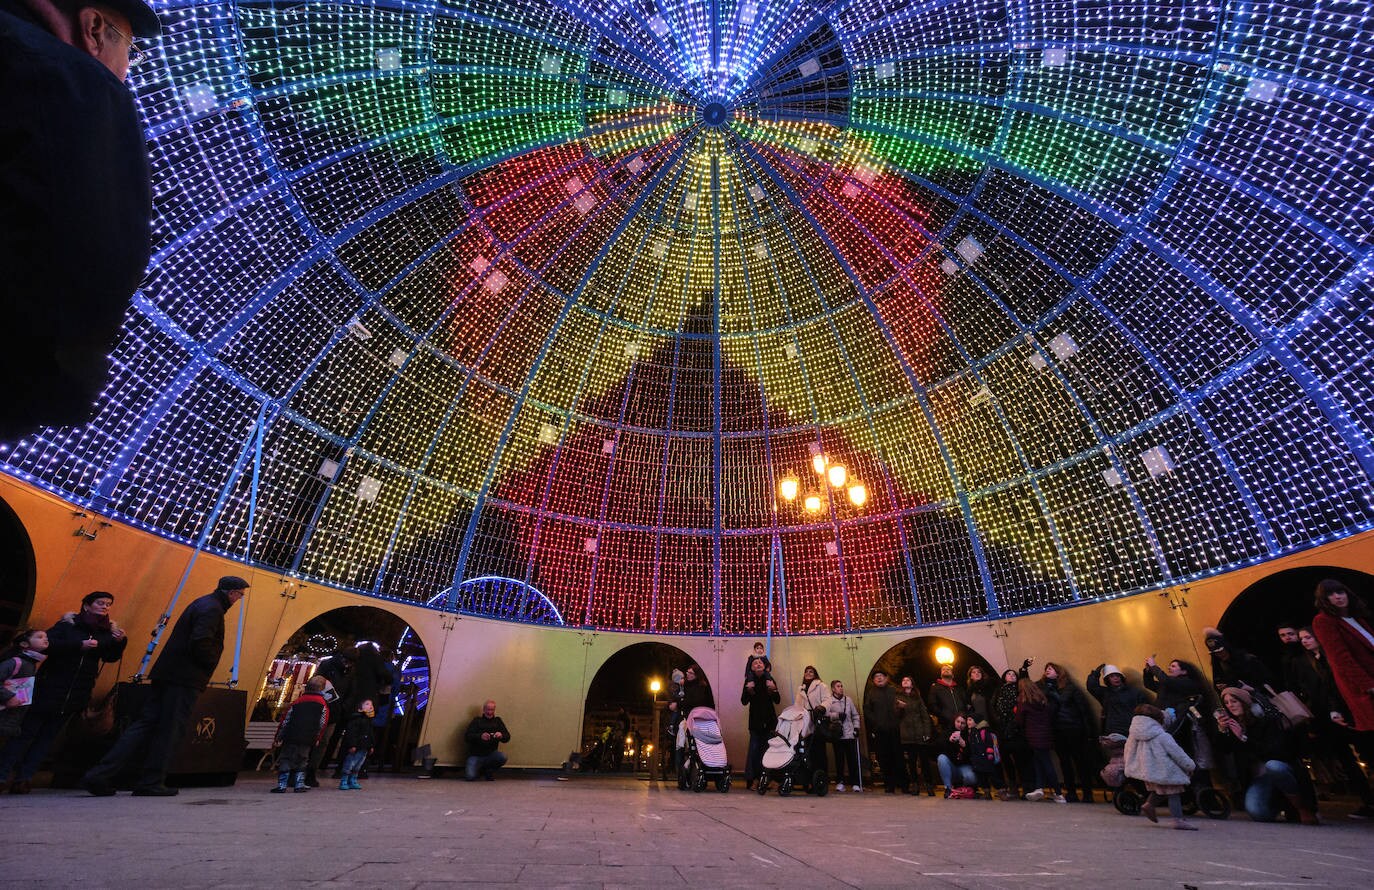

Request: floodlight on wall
left=935, top=646, right=955, bottom=665
left=779, top=474, right=799, bottom=502
left=827, top=463, right=847, bottom=488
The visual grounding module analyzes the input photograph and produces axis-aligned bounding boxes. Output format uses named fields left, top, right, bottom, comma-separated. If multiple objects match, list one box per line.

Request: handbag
left=80, top=656, right=124, bottom=737
left=1263, top=684, right=1312, bottom=727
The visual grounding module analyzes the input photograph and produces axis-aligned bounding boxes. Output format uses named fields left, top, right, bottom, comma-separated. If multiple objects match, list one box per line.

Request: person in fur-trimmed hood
left=1125, top=704, right=1197, bottom=830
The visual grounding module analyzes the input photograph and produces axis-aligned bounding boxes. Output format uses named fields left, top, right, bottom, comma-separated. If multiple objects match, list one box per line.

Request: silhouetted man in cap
left=0, top=0, right=160, bottom=440
left=83, top=576, right=248, bottom=796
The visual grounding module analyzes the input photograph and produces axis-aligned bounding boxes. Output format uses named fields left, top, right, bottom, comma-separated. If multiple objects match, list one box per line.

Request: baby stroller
left=1100, top=706, right=1231, bottom=820
left=757, top=705, right=829, bottom=797
left=681, top=706, right=732, bottom=792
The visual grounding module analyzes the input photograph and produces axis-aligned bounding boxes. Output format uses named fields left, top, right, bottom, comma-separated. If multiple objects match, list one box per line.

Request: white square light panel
left=183, top=84, right=218, bottom=114
left=1042, top=47, right=1066, bottom=67
left=875, top=61, right=895, bottom=80
left=955, top=235, right=984, bottom=264
left=356, top=476, right=382, bottom=503
left=1049, top=332, right=1079, bottom=361
left=539, top=422, right=560, bottom=445
left=798, top=57, right=821, bottom=78
left=1244, top=78, right=1281, bottom=102
left=376, top=47, right=402, bottom=71
left=1141, top=445, right=1175, bottom=478
left=541, top=54, right=562, bottom=75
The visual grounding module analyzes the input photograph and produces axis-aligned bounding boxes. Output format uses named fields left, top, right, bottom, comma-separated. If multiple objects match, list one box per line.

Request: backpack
left=1, top=656, right=34, bottom=707
left=968, top=726, right=1001, bottom=771
left=948, top=785, right=976, bottom=799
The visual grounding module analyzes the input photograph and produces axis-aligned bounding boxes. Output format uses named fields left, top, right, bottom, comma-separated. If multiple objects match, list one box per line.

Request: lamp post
left=648, top=678, right=662, bottom=781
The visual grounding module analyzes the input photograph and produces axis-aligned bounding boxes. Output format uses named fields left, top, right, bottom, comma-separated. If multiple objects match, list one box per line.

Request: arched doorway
left=257, top=606, right=432, bottom=772
left=864, top=636, right=998, bottom=702
left=0, top=494, right=36, bottom=641
left=581, top=642, right=702, bottom=773
left=1218, top=566, right=1374, bottom=676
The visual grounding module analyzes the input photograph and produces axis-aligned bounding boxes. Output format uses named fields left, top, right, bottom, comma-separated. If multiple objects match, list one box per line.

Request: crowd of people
left=655, top=578, right=1374, bottom=827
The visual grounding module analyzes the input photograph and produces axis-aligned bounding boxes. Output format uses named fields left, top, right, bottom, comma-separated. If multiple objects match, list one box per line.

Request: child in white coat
left=1124, top=703, right=1198, bottom=830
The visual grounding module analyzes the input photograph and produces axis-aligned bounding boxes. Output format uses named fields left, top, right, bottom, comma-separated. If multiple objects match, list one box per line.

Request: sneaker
left=293, top=786, right=309, bottom=793
left=1348, top=805, right=1374, bottom=821
left=852, top=785, right=862, bottom=793
left=270, top=787, right=287, bottom=793
left=1053, top=794, right=1068, bottom=804
left=835, top=783, right=846, bottom=792
left=1025, top=789, right=1045, bottom=801
left=996, top=789, right=1012, bottom=802
left=1173, top=819, right=1199, bottom=831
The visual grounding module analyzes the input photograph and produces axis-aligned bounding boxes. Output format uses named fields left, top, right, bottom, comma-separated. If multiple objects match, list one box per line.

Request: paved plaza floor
left=3, top=772, right=1372, bottom=888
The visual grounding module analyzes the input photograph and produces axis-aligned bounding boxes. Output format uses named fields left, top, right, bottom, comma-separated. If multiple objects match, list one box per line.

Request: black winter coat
left=991, top=682, right=1021, bottom=742
left=1041, top=678, right=1093, bottom=736
left=0, top=5, right=152, bottom=439
left=1016, top=696, right=1056, bottom=750
left=341, top=711, right=374, bottom=751
left=927, top=681, right=968, bottom=731
left=864, top=683, right=899, bottom=733
left=1088, top=669, right=1151, bottom=736
left=276, top=691, right=329, bottom=747
left=741, top=675, right=780, bottom=734
left=32, top=614, right=127, bottom=715
left=1143, top=665, right=1209, bottom=715
left=149, top=590, right=233, bottom=691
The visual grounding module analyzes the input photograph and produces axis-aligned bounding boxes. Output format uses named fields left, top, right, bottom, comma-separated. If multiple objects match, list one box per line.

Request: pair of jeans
left=1243, top=759, right=1301, bottom=822
left=0, top=708, right=70, bottom=782
left=937, top=754, right=976, bottom=789
left=465, top=750, right=507, bottom=780
left=341, top=749, right=367, bottom=777
left=84, top=682, right=199, bottom=789
left=745, top=730, right=769, bottom=784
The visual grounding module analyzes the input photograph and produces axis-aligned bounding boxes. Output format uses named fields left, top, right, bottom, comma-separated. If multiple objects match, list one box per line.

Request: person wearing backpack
left=968, top=717, right=1013, bottom=800
left=0, top=629, right=49, bottom=740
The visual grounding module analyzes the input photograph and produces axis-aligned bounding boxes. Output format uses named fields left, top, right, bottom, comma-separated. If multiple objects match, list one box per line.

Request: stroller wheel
left=811, top=769, right=829, bottom=797
left=756, top=778, right=768, bottom=795
left=1113, top=788, right=1142, bottom=816
left=692, top=767, right=708, bottom=793
left=1197, top=787, right=1231, bottom=820
left=779, top=776, right=794, bottom=797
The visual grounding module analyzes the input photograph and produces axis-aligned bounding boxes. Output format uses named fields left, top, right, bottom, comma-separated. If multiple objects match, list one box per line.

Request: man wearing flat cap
left=83, top=576, right=248, bottom=797
left=0, top=0, right=160, bottom=441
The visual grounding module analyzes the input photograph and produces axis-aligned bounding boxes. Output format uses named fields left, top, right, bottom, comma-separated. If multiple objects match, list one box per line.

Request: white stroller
left=681, top=706, right=732, bottom=792
left=757, top=705, right=829, bottom=796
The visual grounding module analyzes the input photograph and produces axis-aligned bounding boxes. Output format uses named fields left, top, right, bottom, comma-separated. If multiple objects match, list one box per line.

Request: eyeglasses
left=105, top=21, right=147, bottom=66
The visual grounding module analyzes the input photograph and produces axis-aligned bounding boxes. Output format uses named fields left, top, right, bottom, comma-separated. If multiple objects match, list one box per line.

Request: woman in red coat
left=1311, top=579, right=1374, bottom=733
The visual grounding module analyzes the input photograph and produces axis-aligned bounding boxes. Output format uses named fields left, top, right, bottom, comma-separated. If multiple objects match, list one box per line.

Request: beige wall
left=6, top=473, right=1374, bottom=767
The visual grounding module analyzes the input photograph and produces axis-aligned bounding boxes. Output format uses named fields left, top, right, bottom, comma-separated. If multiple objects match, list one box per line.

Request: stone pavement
left=3, top=773, right=1372, bottom=888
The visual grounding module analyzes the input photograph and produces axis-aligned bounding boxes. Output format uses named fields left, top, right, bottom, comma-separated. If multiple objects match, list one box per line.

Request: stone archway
left=1217, top=565, right=1374, bottom=676
left=259, top=605, right=432, bottom=772
left=580, top=641, right=703, bottom=773
left=0, top=493, right=36, bottom=641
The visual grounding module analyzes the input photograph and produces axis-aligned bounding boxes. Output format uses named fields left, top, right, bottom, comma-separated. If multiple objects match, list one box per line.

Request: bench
left=244, top=721, right=278, bottom=771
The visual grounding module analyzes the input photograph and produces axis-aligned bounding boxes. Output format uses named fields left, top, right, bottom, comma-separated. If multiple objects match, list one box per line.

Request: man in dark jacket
left=864, top=670, right=902, bottom=793
left=0, top=590, right=127, bottom=792
left=927, top=662, right=969, bottom=733
left=82, top=576, right=247, bottom=796
left=0, top=0, right=158, bottom=440
left=463, top=699, right=510, bottom=781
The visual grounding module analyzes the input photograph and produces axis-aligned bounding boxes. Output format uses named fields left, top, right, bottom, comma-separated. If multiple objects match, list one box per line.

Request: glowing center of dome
left=699, top=101, right=730, bottom=127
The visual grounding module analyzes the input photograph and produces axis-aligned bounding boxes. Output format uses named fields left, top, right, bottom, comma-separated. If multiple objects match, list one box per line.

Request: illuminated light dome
left=2, top=0, right=1372, bottom=637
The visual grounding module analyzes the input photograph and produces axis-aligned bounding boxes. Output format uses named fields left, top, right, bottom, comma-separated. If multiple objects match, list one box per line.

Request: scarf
left=78, top=610, right=112, bottom=632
